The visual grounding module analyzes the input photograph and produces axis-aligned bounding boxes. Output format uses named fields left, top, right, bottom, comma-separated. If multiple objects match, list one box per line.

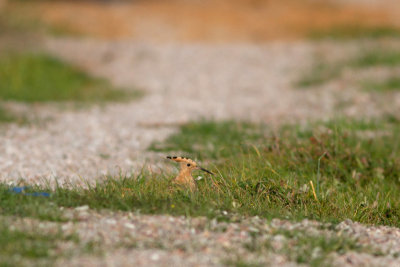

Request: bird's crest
left=166, top=156, right=197, bottom=166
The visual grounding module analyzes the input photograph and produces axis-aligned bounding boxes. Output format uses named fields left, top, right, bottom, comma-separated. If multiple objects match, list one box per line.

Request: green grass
left=0, top=185, right=100, bottom=265
left=148, top=118, right=400, bottom=226
left=260, top=229, right=378, bottom=267
left=309, top=25, right=400, bottom=40
left=1, top=118, right=399, bottom=264
left=2, top=118, right=400, bottom=227
left=352, top=50, right=400, bottom=68
left=0, top=52, right=140, bottom=103
left=297, top=49, right=400, bottom=87
left=150, top=121, right=264, bottom=160
left=0, top=185, right=65, bottom=222
left=0, top=106, right=16, bottom=123
left=362, top=77, right=400, bottom=92
left=0, top=223, right=78, bottom=267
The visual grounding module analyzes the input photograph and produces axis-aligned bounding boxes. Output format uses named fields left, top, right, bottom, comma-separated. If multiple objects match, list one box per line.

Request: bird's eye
left=187, top=163, right=191, bottom=167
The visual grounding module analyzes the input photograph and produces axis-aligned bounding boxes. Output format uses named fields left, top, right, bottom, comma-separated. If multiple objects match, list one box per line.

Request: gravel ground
left=7, top=207, right=400, bottom=267
left=1, top=37, right=399, bottom=185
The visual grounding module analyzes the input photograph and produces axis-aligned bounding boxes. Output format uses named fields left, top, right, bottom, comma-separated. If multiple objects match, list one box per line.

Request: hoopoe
left=166, top=156, right=213, bottom=191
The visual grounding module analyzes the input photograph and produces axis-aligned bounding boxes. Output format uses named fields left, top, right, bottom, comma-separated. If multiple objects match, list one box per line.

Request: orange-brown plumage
left=166, top=156, right=213, bottom=191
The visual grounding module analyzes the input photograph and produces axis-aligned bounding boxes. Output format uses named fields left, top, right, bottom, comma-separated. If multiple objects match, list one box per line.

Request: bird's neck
left=174, top=168, right=194, bottom=183
left=179, top=168, right=192, bottom=179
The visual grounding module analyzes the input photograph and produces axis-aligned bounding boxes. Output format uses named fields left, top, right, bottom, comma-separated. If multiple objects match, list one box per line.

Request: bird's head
left=166, top=156, right=213, bottom=174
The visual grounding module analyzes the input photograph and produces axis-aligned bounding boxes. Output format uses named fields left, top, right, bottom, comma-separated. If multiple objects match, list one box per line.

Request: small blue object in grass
left=10, top=186, right=29, bottom=193
left=10, top=186, right=50, bottom=197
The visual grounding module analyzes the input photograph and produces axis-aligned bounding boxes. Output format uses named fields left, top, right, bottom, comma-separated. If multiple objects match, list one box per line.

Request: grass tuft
left=0, top=52, right=140, bottom=103
left=149, top=120, right=264, bottom=160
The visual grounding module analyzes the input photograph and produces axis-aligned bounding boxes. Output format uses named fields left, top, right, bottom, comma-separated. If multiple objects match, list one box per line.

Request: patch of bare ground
left=9, top=0, right=400, bottom=42
left=6, top=208, right=400, bottom=266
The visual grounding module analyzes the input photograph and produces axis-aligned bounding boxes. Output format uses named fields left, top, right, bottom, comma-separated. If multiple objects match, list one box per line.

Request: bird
left=166, top=156, right=213, bottom=191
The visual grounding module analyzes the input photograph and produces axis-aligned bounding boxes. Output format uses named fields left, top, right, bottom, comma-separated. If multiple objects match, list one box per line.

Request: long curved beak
left=199, top=167, right=214, bottom=175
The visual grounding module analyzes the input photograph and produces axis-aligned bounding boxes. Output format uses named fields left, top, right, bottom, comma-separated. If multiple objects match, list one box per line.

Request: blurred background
left=1, top=0, right=399, bottom=42
left=0, top=0, right=400, bottom=181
